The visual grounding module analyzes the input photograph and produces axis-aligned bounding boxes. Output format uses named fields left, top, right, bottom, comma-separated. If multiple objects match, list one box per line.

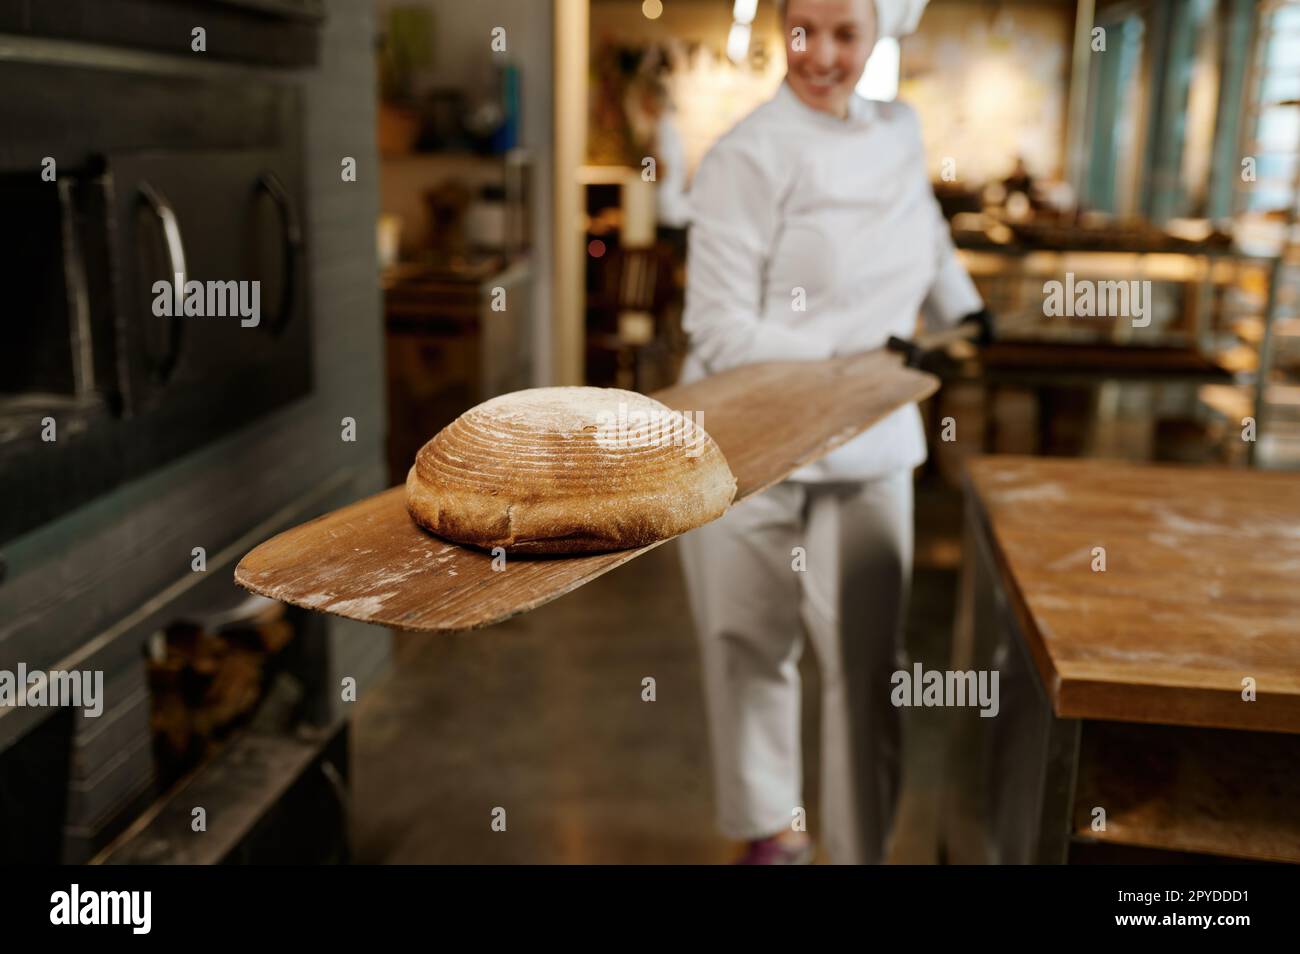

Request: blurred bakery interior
left=2, top=0, right=1299, bottom=868
left=376, top=0, right=1300, bottom=473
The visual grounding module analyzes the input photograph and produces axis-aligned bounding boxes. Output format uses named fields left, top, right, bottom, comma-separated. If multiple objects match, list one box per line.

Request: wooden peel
left=234, top=349, right=937, bottom=632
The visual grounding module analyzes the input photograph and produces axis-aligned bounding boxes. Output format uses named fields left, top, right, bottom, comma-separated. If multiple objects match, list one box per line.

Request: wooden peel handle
left=913, top=321, right=981, bottom=351
left=885, top=321, right=981, bottom=367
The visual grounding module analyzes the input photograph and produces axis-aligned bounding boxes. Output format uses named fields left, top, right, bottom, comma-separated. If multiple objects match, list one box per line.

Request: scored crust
left=405, top=387, right=738, bottom=554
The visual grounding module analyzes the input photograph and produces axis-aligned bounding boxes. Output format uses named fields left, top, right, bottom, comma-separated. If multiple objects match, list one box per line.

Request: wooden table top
left=966, top=456, right=1300, bottom=733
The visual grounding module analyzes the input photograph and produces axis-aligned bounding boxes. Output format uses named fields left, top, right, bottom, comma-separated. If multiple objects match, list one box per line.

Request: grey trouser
left=678, top=470, right=912, bottom=864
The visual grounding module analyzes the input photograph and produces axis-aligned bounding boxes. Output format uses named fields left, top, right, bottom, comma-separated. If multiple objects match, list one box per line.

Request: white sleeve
left=920, top=172, right=983, bottom=331
left=684, top=140, right=834, bottom=373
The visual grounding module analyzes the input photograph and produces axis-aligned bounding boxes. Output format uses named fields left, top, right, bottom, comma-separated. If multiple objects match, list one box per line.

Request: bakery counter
left=942, top=456, right=1300, bottom=864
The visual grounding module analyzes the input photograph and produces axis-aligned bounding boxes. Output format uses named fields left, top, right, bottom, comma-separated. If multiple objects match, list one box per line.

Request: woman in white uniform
left=678, top=0, right=990, bottom=864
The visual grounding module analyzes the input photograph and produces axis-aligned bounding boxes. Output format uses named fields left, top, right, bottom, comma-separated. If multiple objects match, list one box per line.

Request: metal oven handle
left=137, top=182, right=186, bottom=381
left=256, top=172, right=301, bottom=336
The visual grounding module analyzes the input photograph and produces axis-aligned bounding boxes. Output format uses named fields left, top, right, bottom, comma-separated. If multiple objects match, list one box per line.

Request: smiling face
left=783, top=0, right=878, bottom=118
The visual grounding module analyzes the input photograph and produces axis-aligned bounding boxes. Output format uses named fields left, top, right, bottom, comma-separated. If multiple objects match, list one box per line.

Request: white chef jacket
left=679, top=81, right=982, bottom=482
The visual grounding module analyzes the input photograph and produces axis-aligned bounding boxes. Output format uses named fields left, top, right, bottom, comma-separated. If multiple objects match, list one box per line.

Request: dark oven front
left=0, top=55, right=311, bottom=544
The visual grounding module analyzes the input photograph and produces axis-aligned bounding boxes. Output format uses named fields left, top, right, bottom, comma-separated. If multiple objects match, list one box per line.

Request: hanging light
left=732, top=0, right=758, bottom=24
left=726, top=21, right=752, bottom=64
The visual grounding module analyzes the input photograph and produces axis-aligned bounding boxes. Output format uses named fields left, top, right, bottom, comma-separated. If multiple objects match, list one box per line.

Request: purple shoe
left=733, top=837, right=815, bottom=865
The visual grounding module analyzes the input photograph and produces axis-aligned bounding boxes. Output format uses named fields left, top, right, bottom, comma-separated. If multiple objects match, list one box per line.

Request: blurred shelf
left=978, top=341, right=1234, bottom=380
left=380, top=148, right=530, bottom=164
left=577, top=164, right=641, bottom=185
left=1073, top=722, right=1300, bottom=864
left=1198, top=382, right=1254, bottom=422
left=960, top=248, right=1275, bottom=280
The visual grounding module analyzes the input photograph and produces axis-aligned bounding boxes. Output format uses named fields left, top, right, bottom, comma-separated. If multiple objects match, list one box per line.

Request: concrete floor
left=351, top=483, right=961, bottom=864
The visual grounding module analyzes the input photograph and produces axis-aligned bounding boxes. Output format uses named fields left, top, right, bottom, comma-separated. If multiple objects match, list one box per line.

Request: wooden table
left=943, top=456, right=1300, bottom=864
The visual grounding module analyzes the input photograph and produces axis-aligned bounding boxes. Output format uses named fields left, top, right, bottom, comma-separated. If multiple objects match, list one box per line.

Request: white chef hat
left=775, top=1, right=929, bottom=40
left=873, top=0, right=928, bottom=39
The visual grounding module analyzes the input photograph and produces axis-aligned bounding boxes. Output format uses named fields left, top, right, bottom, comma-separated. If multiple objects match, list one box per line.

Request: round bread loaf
left=406, top=387, right=737, bottom=554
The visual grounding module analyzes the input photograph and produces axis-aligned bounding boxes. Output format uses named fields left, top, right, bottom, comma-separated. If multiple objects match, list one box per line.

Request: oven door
left=0, top=56, right=311, bottom=546
left=105, top=149, right=310, bottom=425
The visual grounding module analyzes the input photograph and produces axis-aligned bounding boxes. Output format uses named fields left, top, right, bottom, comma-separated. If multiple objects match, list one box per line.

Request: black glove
left=959, top=307, right=995, bottom=346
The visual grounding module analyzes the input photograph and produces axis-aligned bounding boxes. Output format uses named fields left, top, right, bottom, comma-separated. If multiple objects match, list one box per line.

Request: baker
left=677, top=0, right=993, bottom=864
